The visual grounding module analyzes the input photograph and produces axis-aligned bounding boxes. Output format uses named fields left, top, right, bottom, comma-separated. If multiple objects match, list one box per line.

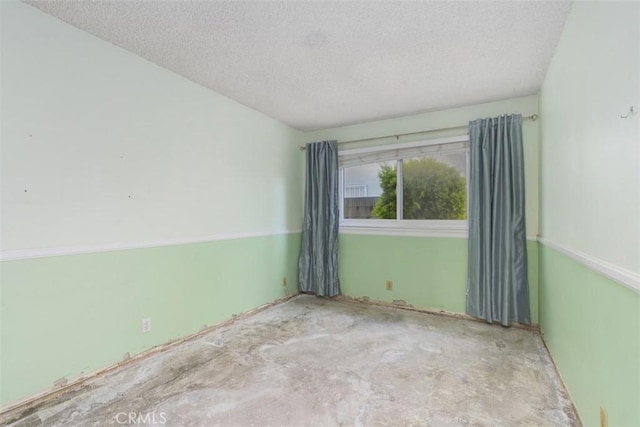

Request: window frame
left=338, top=135, right=470, bottom=238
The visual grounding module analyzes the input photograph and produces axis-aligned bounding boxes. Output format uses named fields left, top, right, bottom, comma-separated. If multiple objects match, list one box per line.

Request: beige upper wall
left=1, top=2, right=303, bottom=257
left=304, top=96, right=540, bottom=237
left=539, top=1, right=639, bottom=275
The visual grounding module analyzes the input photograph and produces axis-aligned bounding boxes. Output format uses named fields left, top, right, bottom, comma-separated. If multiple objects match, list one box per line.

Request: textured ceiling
left=23, top=0, right=572, bottom=131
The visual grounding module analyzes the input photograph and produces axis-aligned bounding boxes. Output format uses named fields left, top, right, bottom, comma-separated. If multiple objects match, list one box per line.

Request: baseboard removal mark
left=338, top=295, right=539, bottom=332
left=52, top=378, right=68, bottom=389
left=392, top=299, right=410, bottom=307
left=539, top=329, right=584, bottom=427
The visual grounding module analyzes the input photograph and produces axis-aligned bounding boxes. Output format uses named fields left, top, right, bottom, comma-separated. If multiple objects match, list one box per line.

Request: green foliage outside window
left=372, top=158, right=467, bottom=220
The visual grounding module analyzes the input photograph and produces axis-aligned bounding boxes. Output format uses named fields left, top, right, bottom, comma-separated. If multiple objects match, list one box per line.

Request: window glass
left=343, top=162, right=393, bottom=219
left=339, top=138, right=469, bottom=229
left=402, top=153, right=467, bottom=220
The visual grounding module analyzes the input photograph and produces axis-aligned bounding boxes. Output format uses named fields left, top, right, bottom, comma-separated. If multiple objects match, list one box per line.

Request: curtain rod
left=299, top=114, right=539, bottom=151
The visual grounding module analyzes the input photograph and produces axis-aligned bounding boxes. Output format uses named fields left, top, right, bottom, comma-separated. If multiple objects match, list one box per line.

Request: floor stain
left=1, top=295, right=579, bottom=426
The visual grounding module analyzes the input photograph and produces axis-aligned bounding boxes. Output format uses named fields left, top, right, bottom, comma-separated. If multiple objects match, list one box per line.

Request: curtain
left=298, top=140, right=341, bottom=297
left=466, top=114, right=531, bottom=326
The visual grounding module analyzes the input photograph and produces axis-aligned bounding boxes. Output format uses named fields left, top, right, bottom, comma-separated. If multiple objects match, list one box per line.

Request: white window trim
left=339, top=135, right=469, bottom=238
left=339, top=135, right=467, bottom=157
left=340, top=219, right=468, bottom=238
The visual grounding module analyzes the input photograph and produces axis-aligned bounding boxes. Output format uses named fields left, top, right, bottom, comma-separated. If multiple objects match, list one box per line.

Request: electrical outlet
left=600, top=407, right=608, bottom=427
left=386, top=280, right=393, bottom=291
left=142, top=318, right=151, bottom=333
left=283, top=276, right=288, bottom=287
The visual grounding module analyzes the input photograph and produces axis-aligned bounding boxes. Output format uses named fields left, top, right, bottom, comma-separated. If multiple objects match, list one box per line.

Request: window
left=343, top=163, right=383, bottom=219
left=339, top=135, right=469, bottom=237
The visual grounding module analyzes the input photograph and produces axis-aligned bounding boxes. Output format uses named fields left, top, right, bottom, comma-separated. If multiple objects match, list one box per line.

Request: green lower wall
left=0, top=233, right=301, bottom=407
left=9, top=231, right=636, bottom=425
left=338, top=234, right=539, bottom=323
left=539, top=243, right=640, bottom=427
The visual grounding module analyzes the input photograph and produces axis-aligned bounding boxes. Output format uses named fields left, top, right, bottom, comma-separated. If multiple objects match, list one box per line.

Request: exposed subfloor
left=3, top=295, right=579, bottom=426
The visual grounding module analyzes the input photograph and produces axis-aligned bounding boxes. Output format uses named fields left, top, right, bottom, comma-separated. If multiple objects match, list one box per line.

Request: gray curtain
left=466, top=114, right=531, bottom=326
left=298, top=140, right=340, bottom=297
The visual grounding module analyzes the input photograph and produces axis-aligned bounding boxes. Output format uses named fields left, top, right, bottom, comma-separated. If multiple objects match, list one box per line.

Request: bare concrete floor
left=4, top=295, right=578, bottom=426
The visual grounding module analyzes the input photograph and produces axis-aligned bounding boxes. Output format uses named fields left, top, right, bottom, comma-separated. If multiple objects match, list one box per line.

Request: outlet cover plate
left=142, top=318, right=151, bottom=333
